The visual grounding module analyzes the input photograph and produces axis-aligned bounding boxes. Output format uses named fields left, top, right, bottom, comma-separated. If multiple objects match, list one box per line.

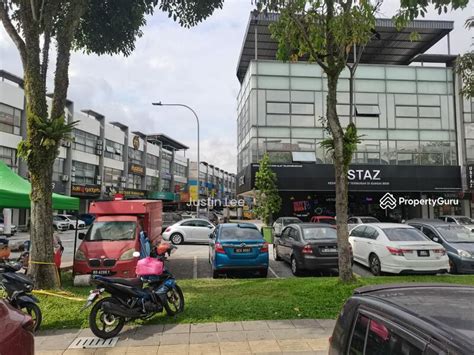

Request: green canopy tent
left=0, top=160, right=79, bottom=210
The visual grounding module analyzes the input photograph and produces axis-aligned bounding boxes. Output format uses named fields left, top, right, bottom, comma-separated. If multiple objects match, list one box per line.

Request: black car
left=273, top=223, right=338, bottom=275
left=407, top=219, right=474, bottom=274
left=329, top=283, right=474, bottom=355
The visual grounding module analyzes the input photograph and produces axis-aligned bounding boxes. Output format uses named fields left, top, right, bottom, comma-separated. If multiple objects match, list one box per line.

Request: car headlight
left=119, top=248, right=137, bottom=260
left=75, top=249, right=86, bottom=261
left=458, top=250, right=472, bottom=258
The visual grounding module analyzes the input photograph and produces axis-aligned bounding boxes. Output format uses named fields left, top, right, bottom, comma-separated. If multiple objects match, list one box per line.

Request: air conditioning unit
left=96, top=148, right=103, bottom=156
left=71, top=166, right=76, bottom=172
left=61, top=175, right=69, bottom=182
left=71, top=172, right=75, bottom=177
left=120, top=176, right=127, bottom=182
left=61, top=140, right=71, bottom=148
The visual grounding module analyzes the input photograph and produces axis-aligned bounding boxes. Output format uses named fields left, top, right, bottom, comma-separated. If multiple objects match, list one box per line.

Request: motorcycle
left=81, top=242, right=184, bottom=339
left=0, top=260, right=42, bottom=331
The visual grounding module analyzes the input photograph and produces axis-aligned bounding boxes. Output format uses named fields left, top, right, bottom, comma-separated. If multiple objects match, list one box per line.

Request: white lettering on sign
left=348, top=169, right=381, bottom=181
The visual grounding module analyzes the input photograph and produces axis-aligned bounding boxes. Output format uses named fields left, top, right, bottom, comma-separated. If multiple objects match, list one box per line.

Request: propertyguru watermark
left=379, top=192, right=459, bottom=210
left=398, top=196, right=459, bottom=207
left=186, top=198, right=245, bottom=208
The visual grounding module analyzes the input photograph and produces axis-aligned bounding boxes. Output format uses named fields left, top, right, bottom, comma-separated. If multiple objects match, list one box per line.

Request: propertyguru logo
left=379, top=192, right=459, bottom=210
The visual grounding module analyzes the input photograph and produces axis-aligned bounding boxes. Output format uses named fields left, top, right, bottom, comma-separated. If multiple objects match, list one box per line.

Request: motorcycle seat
left=101, top=277, right=143, bottom=287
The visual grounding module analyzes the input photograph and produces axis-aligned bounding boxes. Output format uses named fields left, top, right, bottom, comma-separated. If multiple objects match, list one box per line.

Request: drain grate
left=69, top=337, right=119, bottom=349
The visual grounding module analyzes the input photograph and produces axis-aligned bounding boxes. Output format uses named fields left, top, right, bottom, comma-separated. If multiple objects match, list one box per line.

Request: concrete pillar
left=421, top=194, right=429, bottom=218
left=64, top=101, right=74, bottom=196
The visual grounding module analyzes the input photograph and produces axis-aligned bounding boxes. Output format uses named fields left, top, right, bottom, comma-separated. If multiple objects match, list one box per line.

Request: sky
left=0, top=0, right=472, bottom=173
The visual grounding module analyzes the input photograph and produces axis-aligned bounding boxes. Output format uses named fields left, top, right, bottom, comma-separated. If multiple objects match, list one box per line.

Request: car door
left=278, top=227, right=292, bottom=261
left=209, top=227, right=218, bottom=262
left=193, top=219, right=215, bottom=242
left=273, top=218, right=281, bottom=236
left=446, top=217, right=456, bottom=224
left=364, top=226, right=381, bottom=262
left=350, top=226, right=367, bottom=264
left=421, top=226, right=443, bottom=244
left=287, top=227, right=301, bottom=259
left=179, top=220, right=197, bottom=240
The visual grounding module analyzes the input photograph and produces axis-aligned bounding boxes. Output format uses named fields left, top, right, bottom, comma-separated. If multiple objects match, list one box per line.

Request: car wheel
left=212, top=268, right=220, bottom=279
left=259, top=268, right=268, bottom=278
left=291, top=256, right=302, bottom=276
left=369, top=254, right=382, bottom=276
left=449, top=259, right=458, bottom=274
left=273, top=245, right=282, bottom=261
left=170, top=233, right=184, bottom=245
left=53, top=225, right=57, bottom=231
left=69, top=224, right=74, bottom=230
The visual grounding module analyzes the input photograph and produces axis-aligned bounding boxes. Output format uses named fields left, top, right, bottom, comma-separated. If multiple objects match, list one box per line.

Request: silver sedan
left=162, top=218, right=215, bottom=245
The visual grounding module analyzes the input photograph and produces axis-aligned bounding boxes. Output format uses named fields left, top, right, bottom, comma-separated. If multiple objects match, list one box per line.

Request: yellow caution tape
left=33, top=290, right=86, bottom=302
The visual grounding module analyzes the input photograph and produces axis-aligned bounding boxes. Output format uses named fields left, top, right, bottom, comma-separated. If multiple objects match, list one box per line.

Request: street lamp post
left=152, top=102, right=200, bottom=217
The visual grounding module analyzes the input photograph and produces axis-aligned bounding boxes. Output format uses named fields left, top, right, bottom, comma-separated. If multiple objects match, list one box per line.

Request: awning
left=0, top=161, right=79, bottom=210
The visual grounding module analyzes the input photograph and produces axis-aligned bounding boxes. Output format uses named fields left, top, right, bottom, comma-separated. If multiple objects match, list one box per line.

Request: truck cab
left=73, top=200, right=162, bottom=279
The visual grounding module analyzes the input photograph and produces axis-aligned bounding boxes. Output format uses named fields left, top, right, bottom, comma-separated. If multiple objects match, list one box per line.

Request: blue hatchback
left=209, top=223, right=269, bottom=278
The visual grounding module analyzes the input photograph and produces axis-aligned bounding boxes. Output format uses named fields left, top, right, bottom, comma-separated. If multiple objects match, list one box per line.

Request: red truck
left=73, top=200, right=162, bottom=279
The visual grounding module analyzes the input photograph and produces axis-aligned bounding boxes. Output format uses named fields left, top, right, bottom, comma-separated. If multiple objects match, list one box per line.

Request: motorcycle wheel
left=163, top=285, right=184, bottom=316
left=20, top=302, right=42, bottom=332
left=89, top=297, right=125, bottom=339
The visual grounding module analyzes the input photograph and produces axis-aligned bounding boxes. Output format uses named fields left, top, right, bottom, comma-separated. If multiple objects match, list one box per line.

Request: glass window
left=436, top=225, right=474, bottom=242
left=73, top=129, right=98, bottom=154
left=85, top=221, right=136, bottom=241
left=72, top=161, right=97, bottom=185
left=146, top=153, right=159, bottom=169
left=128, top=148, right=143, bottom=164
left=52, top=158, right=65, bottom=182
left=291, top=103, right=314, bottom=115
left=0, top=146, right=16, bottom=168
left=382, top=228, right=430, bottom=242
left=419, top=107, right=441, bottom=118
left=291, top=77, right=322, bottom=90
left=466, top=140, right=474, bottom=162
left=349, top=314, right=369, bottom=355
left=267, top=102, right=290, bottom=114
left=104, top=140, right=123, bottom=161
left=174, top=163, right=187, bottom=177
left=127, top=173, right=141, bottom=189
left=386, top=67, right=415, bottom=80
left=356, top=105, right=380, bottom=116
left=386, top=81, right=416, bottom=93
left=103, top=167, right=122, bottom=186
left=146, top=175, right=160, bottom=191
left=395, top=106, right=417, bottom=117
left=302, top=227, right=336, bottom=240
left=417, top=81, right=447, bottom=95
left=0, top=103, right=21, bottom=135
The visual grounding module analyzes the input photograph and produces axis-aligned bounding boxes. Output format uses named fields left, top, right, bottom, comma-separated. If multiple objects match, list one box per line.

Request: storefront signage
left=129, top=163, right=145, bottom=176
left=467, top=165, right=474, bottom=191
left=119, top=189, right=146, bottom=198
left=132, top=135, right=140, bottom=150
left=242, top=164, right=462, bottom=194
left=71, top=184, right=101, bottom=196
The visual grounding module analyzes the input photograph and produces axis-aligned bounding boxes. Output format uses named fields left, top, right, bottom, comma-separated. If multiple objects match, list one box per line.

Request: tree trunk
left=326, top=74, right=355, bottom=283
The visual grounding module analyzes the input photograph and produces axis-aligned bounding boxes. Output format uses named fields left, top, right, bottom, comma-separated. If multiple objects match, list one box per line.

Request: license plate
left=321, top=248, right=337, bottom=253
left=234, top=248, right=251, bottom=253
left=92, top=270, right=111, bottom=275
left=417, top=250, right=430, bottom=257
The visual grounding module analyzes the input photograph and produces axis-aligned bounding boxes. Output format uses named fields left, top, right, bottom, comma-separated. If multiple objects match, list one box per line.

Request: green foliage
left=74, top=0, right=224, bottom=56
left=254, top=153, right=281, bottom=226
left=456, top=51, right=473, bottom=99
left=320, top=122, right=363, bottom=169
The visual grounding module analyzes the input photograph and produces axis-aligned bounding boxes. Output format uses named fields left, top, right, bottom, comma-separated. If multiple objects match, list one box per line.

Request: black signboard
left=237, top=164, right=462, bottom=194
left=71, top=184, right=101, bottom=196
left=467, top=165, right=474, bottom=191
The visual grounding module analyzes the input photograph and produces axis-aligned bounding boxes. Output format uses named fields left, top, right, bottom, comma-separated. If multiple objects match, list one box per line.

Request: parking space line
left=193, top=256, right=198, bottom=279
left=268, top=266, right=279, bottom=278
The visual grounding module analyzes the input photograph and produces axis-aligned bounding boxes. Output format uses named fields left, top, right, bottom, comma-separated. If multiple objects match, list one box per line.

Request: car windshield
left=456, top=217, right=473, bottom=225
left=220, top=227, right=262, bottom=241
left=302, top=227, right=337, bottom=240
left=66, top=216, right=77, bottom=221
left=360, top=217, right=379, bottom=223
left=383, top=228, right=429, bottom=242
left=283, top=218, right=302, bottom=225
left=86, top=221, right=136, bottom=241
left=437, top=226, right=474, bottom=243
left=53, top=216, right=62, bottom=221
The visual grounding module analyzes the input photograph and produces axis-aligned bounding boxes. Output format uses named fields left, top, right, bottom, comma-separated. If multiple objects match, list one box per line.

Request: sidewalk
left=36, top=319, right=335, bottom=355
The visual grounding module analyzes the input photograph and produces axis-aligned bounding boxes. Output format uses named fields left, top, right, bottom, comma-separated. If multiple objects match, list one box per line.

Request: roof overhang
left=237, top=14, right=454, bottom=82
left=81, top=109, right=104, bottom=120
left=146, top=133, right=188, bottom=151
left=0, top=70, right=24, bottom=88
left=110, top=121, right=129, bottom=131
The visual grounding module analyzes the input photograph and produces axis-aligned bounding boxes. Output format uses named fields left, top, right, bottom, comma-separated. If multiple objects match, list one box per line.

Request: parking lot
left=8, top=230, right=373, bottom=278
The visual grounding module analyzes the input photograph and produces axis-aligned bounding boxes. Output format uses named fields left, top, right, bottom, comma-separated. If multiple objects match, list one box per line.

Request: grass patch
left=36, top=272, right=474, bottom=330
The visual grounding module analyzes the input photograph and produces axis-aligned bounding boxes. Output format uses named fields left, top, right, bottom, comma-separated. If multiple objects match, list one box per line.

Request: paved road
left=8, top=231, right=373, bottom=278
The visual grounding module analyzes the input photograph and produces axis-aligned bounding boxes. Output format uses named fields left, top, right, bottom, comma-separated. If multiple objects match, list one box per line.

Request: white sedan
left=162, top=218, right=215, bottom=245
left=54, top=214, right=86, bottom=230
left=349, top=223, right=449, bottom=276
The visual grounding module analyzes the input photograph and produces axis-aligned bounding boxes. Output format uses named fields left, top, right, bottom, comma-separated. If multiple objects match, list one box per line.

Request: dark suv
left=407, top=219, right=474, bottom=274
left=329, top=284, right=474, bottom=354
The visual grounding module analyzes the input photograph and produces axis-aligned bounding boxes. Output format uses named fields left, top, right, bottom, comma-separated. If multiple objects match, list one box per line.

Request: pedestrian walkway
left=36, top=319, right=334, bottom=354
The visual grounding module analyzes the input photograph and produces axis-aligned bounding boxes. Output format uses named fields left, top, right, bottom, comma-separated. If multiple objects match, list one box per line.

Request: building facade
left=0, top=70, right=191, bottom=222
left=235, top=15, right=473, bottom=221
left=188, top=161, right=236, bottom=203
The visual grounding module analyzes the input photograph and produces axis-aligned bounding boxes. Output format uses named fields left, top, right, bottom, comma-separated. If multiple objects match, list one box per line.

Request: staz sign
left=129, top=163, right=145, bottom=176
left=467, top=165, right=474, bottom=191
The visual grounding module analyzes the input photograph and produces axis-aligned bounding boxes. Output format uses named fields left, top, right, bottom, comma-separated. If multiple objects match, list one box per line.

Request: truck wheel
left=170, top=233, right=184, bottom=245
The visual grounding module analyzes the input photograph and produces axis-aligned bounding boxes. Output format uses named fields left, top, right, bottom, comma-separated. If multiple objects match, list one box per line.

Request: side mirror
left=78, top=232, right=85, bottom=240
left=433, top=237, right=440, bottom=243
left=132, top=251, right=140, bottom=258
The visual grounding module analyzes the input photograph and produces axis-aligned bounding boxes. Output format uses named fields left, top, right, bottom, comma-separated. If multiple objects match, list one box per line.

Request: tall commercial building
left=0, top=70, right=190, bottom=223
left=188, top=161, right=236, bottom=202
left=235, top=14, right=473, bottom=221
